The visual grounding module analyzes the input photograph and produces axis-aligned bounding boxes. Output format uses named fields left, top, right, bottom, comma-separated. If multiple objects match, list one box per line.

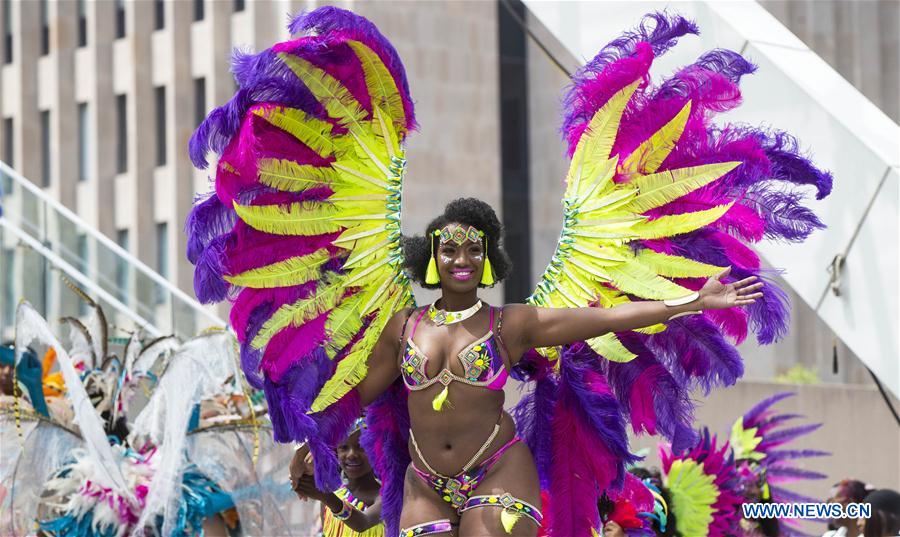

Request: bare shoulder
left=383, top=307, right=416, bottom=338
left=496, top=303, right=537, bottom=336
left=498, top=303, right=536, bottom=322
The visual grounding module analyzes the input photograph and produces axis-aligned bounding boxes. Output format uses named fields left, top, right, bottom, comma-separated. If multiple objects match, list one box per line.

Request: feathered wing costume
left=731, top=392, right=828, bottom=536
left=659, top=429, right=745, bottom=537
left=186, top=8, right=830, bottom=536
left=0, top=301, right=309, bottom=536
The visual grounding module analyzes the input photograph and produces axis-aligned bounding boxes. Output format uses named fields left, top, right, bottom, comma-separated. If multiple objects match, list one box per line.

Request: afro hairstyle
left=402, top=198, right=512, bottom=289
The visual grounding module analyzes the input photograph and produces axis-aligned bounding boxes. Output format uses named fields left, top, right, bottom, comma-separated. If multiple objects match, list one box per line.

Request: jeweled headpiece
left=424, top=225, right=494, bottom=285
left=436, top=225, right=484, bottom=246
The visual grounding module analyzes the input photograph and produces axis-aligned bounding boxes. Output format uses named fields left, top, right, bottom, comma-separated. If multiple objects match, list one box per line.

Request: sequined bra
left=400, top=306, right=509, bottom=392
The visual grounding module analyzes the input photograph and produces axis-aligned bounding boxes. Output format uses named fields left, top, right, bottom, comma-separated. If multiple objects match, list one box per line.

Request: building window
left=77, top=103, right=89, bottom=182
left=2, top=117, right=12, bottom=195
left=234, top=0, right=245, bottom=12
left=40, top=110, right=50, bottom=187
left=39, top=0, right=49, bottom=55
left=76, top=234, right=88, bottom=315
left=2, top=248, right=13, bottom=327
left=2, top=0, right=12, bottom=64
left=115, top=0, right=125, bottom=39
left=193, top=0, right=204, bottom=22
left=76, top=0, right=87, bottom=47
left=155, top=86, right=166, bottom=166
left=154, top=0, right=164, bottom=30
left=115, top=229, right=130, bottom=305
left=194, top=77, right=206, bottom=127
left=155, top=222, right=168, bottom=304
left=116, top=94, right=127, bottom=173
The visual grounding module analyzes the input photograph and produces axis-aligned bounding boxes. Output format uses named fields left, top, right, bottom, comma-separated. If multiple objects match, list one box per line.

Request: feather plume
left=361, top=380, right=410, bottom=537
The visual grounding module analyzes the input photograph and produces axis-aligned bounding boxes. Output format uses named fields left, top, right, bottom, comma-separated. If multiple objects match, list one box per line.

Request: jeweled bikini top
left=399, top=306, right=509, bottom=410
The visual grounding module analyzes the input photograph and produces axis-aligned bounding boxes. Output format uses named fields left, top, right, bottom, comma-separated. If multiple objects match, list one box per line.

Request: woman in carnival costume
left=294, top=416, right=385, bottom=537
left=187, top=7, right=830, bottom=536
left=1, top=296, right=309, bottom=536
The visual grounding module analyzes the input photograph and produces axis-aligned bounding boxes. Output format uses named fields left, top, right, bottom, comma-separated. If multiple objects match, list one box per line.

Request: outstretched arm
left=505, top=268, right=762, bottom=355
left=295, top=475, right=384, bottom=531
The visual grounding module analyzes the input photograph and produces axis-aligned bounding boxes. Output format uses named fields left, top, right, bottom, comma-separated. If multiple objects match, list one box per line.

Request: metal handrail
left=0, top=216, right=160, bottom=335
left=0, top=160, right=226, bottom=327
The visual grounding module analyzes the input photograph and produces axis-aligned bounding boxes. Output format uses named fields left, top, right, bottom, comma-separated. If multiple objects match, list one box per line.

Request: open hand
left=699, top=267, right=764, bottom=310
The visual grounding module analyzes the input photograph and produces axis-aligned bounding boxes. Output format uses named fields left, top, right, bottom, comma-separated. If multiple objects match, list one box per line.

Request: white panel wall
left=523, top=0, right=899, bottom=396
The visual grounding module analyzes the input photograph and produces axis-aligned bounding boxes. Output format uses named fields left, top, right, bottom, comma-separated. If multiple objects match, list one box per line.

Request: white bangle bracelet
left=663, top=292, right=700, bottom=307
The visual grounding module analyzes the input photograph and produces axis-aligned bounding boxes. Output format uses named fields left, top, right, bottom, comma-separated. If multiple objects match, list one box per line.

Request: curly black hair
left=402, top=198, right=512, bottom=289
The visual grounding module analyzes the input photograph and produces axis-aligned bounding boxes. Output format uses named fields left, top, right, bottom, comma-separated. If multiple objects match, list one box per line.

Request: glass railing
left=0, top=161, right=226, bottom=340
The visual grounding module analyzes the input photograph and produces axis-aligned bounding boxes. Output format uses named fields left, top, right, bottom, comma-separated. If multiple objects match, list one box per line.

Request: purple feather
left=577, top=12, right=698, bottom=76
left=744, top=184, right=826, bottom=241
left=193, top=234, right=230, bottom=303
left=185, top=192, right=236, bottom=264
left=361, top=380, right=410, bottom=537
left=288, top=7, right=416, bottom=132
left=239, top=304, right=271, bottom=389
left=766, top=449, right=829, bottom=462
left=561, top=344, right=638, bottom=481
left=742, top=391, right=795, bottom=426
left=648, top=315, right=744, bottom=392
left=762, top=130, right=833, bottom=199
left=767, top=466, right=827, bottom=481
left=768, top=484, right=822, bottom=505
left=512, top=375, right=558, bottom=489
left=760, top=423, right=822, bottom=448
left=605, top=335, right=698, bottom=454
left=189, top=65, right=327, bottom=168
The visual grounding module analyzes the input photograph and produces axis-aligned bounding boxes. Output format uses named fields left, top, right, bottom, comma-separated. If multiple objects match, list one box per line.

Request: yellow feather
left=224, top=249, right=331, bottom=288
left=252, top=106, right=336, bottom=156
left=279, top=52, right=367, bottom=129
left=620, top=100, right=692, bottom=175
left=631, top=202, right=734, bottom=240
left=324, top=292, right=366, bottom=358
left=332, top=162, right=390, bottom=190
left=634, top=249, right=725, bottom=278
left=587, top=333, right=637, bottom=363
left=346, top=127, right=392, bottom=179
left=233, top=201, right=343, bottom=236
left=634, top=323, right=668, bottom=334
left=310, top=290, right=402, bottom=412
left=251, top=277, right=345, bottom=349
left=346, top=41, right=407, bottom=135
left=334, top=222, right=384, bottom=246
left=568, top=79, right=641, bottom=193
left=372, top=106, right=401, bottom=159
left=257, top=158, right=339, bottom=192
left=603, top=259, right=694, bottom=300
left=625, top=162, right=741, bottom=213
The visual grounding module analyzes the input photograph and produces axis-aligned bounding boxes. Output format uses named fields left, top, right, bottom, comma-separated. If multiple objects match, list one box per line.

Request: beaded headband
left=433, top=225, right=484, bottom=246
left=424, top=225, right=494, bottom=285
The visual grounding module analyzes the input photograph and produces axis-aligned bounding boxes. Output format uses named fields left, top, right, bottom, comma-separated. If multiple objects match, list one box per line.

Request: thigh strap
left=399, top=519, right=454, bottom=537
left=460, top=493, right=543, bottom=533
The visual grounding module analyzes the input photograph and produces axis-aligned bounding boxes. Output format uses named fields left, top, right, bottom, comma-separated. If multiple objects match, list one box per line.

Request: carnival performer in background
left=187, top=7, right=831, bottom=536
left=294, top=417, right=384, bottom=537
left=0, top=292, right=309, bottom=536
left=731, top=393, right=829, bottom=537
